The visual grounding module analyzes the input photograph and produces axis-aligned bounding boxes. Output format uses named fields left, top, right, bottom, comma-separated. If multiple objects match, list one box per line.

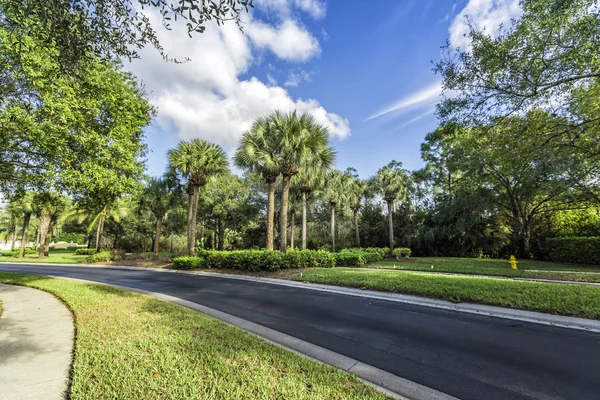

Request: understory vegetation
left=0, top=273, right=384, bottom=399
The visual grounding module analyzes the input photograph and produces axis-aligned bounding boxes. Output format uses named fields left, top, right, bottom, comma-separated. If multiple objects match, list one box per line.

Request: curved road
left=1, top=264, right=599, bottom=400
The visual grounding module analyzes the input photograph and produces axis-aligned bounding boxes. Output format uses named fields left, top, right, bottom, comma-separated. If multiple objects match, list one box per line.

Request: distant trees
left=373, top=161, right=409, bottom=251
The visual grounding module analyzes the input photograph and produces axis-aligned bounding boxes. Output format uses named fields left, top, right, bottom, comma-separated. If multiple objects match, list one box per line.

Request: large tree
left=374, top=161, right=409, bottom=251
left=234, top=118, right=280, bottom=250
left=32, top=192, right=70, bottom=257
left=169, top=139, right=228, bottom=255
left=269, top=111, right=335, bottom=253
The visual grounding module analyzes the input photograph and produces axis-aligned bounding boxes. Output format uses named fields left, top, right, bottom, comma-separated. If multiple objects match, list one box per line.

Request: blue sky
left=133, top=0, right=520, bottom=179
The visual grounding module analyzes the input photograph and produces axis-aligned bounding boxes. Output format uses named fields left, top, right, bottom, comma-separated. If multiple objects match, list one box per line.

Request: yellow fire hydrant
left=509, top=255, right=518, bottom=270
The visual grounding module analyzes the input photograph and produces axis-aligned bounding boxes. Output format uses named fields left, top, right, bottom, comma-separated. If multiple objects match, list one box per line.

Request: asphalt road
left=1, top=264, right=599, bottom=400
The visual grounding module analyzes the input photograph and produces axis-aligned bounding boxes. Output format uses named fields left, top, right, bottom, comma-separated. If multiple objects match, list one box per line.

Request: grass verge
left=0, top=272, right=385, bottom=400
left=371, top=258, right=600, bottom=283
left=0, top=250, right=85, bottom=264
left=292, top=268, right=600, bottom=320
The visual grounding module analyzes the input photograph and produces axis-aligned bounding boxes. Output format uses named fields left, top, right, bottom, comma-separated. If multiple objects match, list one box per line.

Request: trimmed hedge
left=0, top=248, right=37, bottom=257
left=75, top=248, right=97, bottom=255
left=173, top=250, right=336, bottom=271
left=547, top=237, right=600, bottom=265
left=84, top=251, right=112, bottom=263
left=393, top=247, right=412, bottom=259
left=336, top=250, right=383, bottom=266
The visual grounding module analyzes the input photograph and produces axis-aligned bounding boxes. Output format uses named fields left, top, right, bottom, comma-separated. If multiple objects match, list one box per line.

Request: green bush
left=547, top=237, right=600, bottom=265
left=173, top=250, right=336, bottom=271
left=392, top=247, right=412, bottom=259
left=335, top=251, right=382, bottom=266
left=0, top=250, right=18, bottom=257
left=75, top=248, right=97, bottom=255
left=83, top=251, right=112, bottom=263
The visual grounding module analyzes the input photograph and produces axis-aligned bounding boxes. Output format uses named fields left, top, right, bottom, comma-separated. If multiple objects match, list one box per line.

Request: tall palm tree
left=375, top=161, right=409, bottom=251
left=346, top=168, right=367, bottom=247
left=139, top=177, right=179, bottom=253
left=270, top=111, right=335, bottom=253
left=234, top=118, right=280, bottom=250
left=294, top=163, right=326, bottom=250
left=323, top=170, right=350, bottom=252
left=169, top=139, right=228, bottom=255
left=78, top=197, right=132, bottom=252
left=32, top=192, right=70, bottom=258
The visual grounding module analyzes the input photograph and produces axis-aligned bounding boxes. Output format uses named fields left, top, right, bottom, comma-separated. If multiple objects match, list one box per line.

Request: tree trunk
left=186, top=185, right=199, bottom=255
left=38, top=212, right=51, bottom=258
left=218, top=218, right=224, bottom=251
left=387, top=201, right=394, bottom=251
left=170, top=233, right=174, bottom=252
left=330, top=202, right=336, bottom=252
left=35, top=230, right=40, bottom=249
left=301, top=191, right=307, bottom=250
left=44, top=233, right=51, bottom=257
left=290, top=210, right=295, bottom=250
left=279, top=175, right=292, bottom=253
left=18, top=213, right=31, bottom=258
left=353, top=209, right=360, bottom=247
left=10, top=224, right=17, bottom=250
left=153, top=215, right=163, bottom=253
left=266, top=179, right=276, bottom=251
left=95, top=216, right=104, bottom=252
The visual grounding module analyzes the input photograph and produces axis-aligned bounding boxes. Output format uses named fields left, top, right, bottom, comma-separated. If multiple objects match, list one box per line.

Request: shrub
left=393, top=247, right=412, bottom=259
left=84, top=251, right=112, bottom=263
left=335, top=251, right=382, bottom=266
left=75, top=248, right=97, bottom=255
left=0, top=250, right=18, bottom=257
left=66, top=246, right=80, bottom=251
left=547, top=237, right=600, bottom=265
left=172, top=250, right=336, bottom=271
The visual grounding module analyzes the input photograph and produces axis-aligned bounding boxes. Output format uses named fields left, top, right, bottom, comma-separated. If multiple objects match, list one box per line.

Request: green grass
left=0, top=272, right=385, bottom=400
left=0, top=250, right=85, bottom=264
left=292, top=268, right=600, bottom=320
left=370, top=257, right=600, bottom=283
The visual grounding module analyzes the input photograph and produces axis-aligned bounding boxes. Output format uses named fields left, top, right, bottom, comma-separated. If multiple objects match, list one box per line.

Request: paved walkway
left=0, top=284, right=74, bottom=400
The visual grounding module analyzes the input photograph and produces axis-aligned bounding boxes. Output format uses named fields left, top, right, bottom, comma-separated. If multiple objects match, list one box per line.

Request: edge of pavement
left=2, top=261, right=600, bottom=333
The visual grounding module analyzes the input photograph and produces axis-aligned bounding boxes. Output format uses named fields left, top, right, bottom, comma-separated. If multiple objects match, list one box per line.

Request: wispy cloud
left=365, top=82, right=442, bottom=121
left=395, top=107, right=436, bottom=130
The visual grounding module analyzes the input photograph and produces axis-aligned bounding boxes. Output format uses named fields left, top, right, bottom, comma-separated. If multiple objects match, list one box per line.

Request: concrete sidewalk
left=0, top=284, right=74, bottom=400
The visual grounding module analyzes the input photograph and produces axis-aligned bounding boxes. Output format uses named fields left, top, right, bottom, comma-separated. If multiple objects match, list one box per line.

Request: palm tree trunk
left=186, top=185, right=199, bottom=255
left=266, top=179, right=276, bottom=251
left=95, top=217, right=104, bottom=252
left=170, top=233, right=174, bottom=252
left=153, top=215, right=163, bottom=253
left=387, top=201, right=394, bottom=251
left=354, top=209, right=360, bottom=247
left=301, top=191, right=307, bottom=250
left=38, top=212, right=51, bottom=258
left=10, top=224, right=17, bottom=251
left=290, top=210, right=295, bottom=250
left=18, top=213, right=31, bottom=258
left=44, top=233, right=51, bottom=257
left=279, top=175, right=291, bottom=253
left=218, top=218, right=224, bottom=251
left=330, top=202, right=336, bottom=252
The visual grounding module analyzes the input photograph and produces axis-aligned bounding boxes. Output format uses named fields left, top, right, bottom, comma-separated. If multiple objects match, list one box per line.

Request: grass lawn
left=292, top=268, right=600, bottom=320
left=0, top=272, right=385, bottom=400
left=0, top=250, right=85, bottom=264
left=370, top=257, right=600, bottom=283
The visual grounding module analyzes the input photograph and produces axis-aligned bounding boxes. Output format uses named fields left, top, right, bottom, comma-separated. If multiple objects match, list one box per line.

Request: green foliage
left=547, top=237, right=600, bottom=265
left=346, top=247, right=391, bottom=258
left=173, top=250, right=336, bottom=271
left=84, top=251, right=112, bottom=263
left=335, top=251, right=382, bottom=266
left=76, top=248, right=97, bottom=256
left=393, top=247, right=412, bottom=259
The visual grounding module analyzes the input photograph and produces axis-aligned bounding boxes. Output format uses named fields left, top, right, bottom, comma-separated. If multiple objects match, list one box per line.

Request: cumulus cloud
left=449, top=0, right=522, bottom=50
left=126, top=11, right=349, bottom=149
left=246, top=19, right=320, bottom=61
left=365, top=82, right=442, bottom=121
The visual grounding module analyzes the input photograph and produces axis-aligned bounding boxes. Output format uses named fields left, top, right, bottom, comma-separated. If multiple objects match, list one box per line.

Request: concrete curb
left=53, top=276, right=458, bottom=400
left=3, top=261, right=600, bottom=333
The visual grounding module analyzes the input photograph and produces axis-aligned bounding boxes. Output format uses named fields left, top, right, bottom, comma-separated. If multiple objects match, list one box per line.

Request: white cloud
left=267, top=73, right=278, bottom=85
left=365, top=82, right=442, bottom=121
left=449, top=0, right=522, bottom=50
left=246, top=19, right=320, bottom=62
left=255, top=0, right=326, bottom=19
left=284, top=69, right=312, bottom=87
left=397, top=108, right=436, bottom=129
left=126, top=12, right=349, bottom=151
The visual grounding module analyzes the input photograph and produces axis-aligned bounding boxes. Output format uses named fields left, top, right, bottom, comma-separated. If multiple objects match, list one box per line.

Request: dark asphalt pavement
left=0, top=264, right=599, bottom=400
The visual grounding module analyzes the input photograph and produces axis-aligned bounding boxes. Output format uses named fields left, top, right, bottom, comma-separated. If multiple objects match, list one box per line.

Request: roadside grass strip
left=293, top=268, right=600, bottom=320
left=0, top=272, right=386, bottom=400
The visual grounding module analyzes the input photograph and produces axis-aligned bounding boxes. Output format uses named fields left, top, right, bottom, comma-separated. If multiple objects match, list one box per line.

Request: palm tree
left=374, top=161, right=409, bottom=251
left=79, top=197, right=132, bottom=252
left=323, top=170, right=350, bottom=252
left=139, top=177, right=178, bottom=253
left=32, top=192, right=70, bottom=258
left=14, top=192, right=34, bottom=258
left=169, top=139, right=228, bottom=255
left=294, top=163, right=326, bottom=250
left=234, top=118, right=280, bottom=250
left=270, top=111, right=335, bottom=253
left=346, top=168, right=367, bottom=247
